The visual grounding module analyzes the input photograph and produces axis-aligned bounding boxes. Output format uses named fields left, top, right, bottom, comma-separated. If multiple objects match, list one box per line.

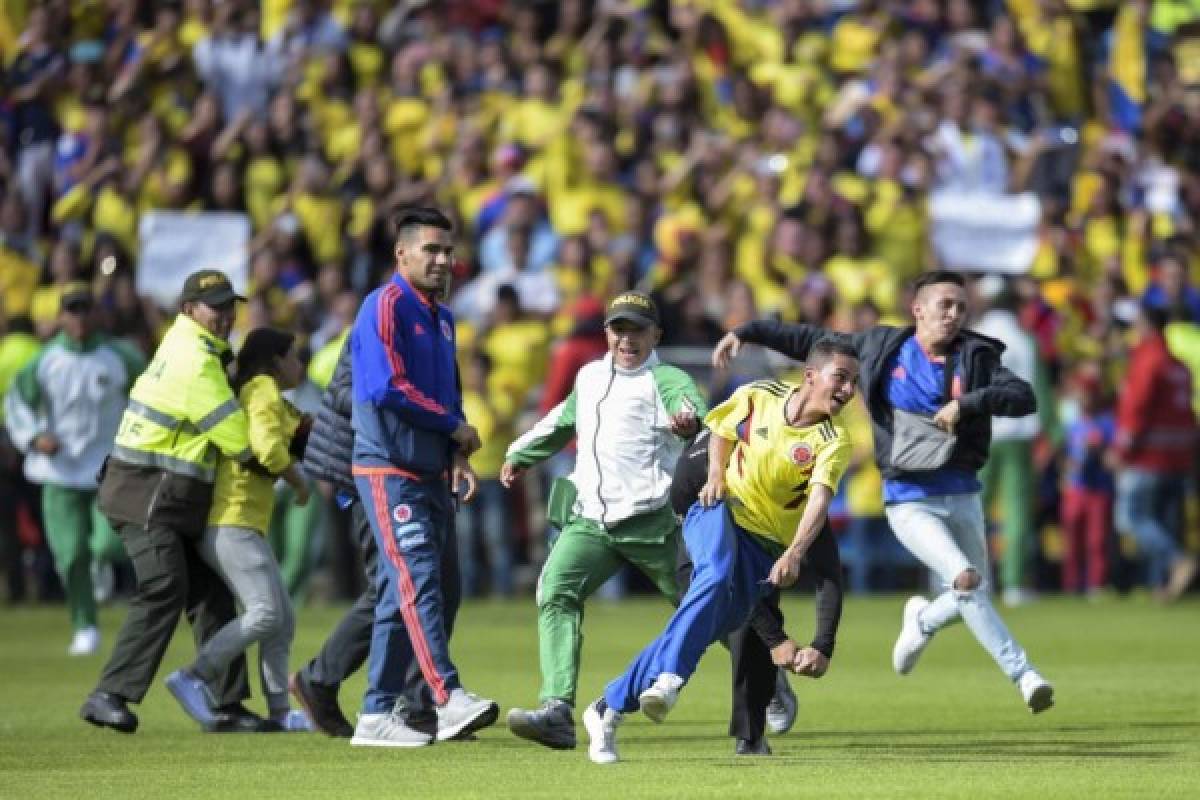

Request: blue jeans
left=1115, top=468, right=1185, bottom=588
left=603, top=502, right=776, bottom=713
left=354, top=469, right=462, bottom=714
left=455, top=479, right=514, bottom=597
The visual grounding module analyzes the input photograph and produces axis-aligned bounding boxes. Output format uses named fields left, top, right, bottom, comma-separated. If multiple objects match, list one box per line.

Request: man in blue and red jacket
left=349, top=206, right=499, bottom=748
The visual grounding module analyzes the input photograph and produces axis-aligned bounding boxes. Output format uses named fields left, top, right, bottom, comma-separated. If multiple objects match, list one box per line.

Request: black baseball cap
left=605, top=291, right=659, bottom=329
left=180, top=269, right=245, bottom=307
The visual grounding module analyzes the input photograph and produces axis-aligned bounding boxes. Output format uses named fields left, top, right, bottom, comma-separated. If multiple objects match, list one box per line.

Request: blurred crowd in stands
left=3, top=0, right=1200, bottom=607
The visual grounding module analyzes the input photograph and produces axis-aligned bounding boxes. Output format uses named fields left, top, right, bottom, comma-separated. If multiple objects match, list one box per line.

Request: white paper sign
left=929, top=191, right=1041, bottom=274
left=137, top=211, right=250, bottom=308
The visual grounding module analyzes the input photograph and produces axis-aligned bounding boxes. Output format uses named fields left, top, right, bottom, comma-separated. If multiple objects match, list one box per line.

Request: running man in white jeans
left=713, top=270, right=1054, bottom=713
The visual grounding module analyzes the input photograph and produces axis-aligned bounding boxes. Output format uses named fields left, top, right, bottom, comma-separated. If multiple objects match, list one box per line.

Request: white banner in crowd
left=928, top=190, right=1041, bottom=274
left=137, top=211, right=250, bottom=308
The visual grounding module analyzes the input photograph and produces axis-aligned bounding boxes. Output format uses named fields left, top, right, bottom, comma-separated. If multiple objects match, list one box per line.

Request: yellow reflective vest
left=111, top=314, right=252, bottom=482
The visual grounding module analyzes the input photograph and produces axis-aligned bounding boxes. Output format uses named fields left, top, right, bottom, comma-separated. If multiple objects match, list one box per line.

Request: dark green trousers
left=96, top=520, right=249, bottom=706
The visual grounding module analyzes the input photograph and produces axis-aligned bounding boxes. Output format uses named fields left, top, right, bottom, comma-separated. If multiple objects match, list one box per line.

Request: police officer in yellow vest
left=80, top=270, right=266, bottom=734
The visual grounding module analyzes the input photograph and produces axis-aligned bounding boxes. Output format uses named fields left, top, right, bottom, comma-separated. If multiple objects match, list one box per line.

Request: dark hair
left=809, top=335, right=859, bottom=366
left=1139, top=302, right=1170, bottom=332
left=391, top=206, right=454, bottom=244
left=232, top=328, right=295, bottom=393
left=912, top=270, right=966, bottom=294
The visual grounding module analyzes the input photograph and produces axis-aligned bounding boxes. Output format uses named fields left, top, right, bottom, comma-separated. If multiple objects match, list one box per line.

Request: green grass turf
left=1, top=595, right=1196, bottom=799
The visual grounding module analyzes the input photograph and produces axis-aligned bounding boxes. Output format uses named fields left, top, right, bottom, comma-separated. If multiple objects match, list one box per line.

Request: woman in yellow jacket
left=167, top=329, right=312, bottom=731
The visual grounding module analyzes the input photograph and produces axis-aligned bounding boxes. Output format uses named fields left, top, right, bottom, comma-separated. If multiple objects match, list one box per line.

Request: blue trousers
left=355, top=468, right=462, bottom=714
left=603, top=501, right=777, bottom=713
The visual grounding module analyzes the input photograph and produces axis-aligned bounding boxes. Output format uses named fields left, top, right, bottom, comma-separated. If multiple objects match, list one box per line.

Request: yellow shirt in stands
left=288, top=192, right=344, bottom=263
left=245, top=155, right=286, bottom=230
left=706, top=380, right=852, bottom=547
left=461, top=390, right=511, bottom=480
left=0, top=245, right=38, bottom=318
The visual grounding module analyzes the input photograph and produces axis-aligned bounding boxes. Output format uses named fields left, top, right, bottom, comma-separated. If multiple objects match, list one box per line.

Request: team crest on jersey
left=392, top=504, right=412, bottom=524
left=892, top=365, right=907, bottom=380
left=789, top=442, right=814, bottom=466
left=440, top=319, right=453, bottom=341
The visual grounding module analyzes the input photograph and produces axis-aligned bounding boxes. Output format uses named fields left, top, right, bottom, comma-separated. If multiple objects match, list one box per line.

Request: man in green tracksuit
left=500, top=292, right=707, bottom=750
left=4, top=284, right=143, bottom=655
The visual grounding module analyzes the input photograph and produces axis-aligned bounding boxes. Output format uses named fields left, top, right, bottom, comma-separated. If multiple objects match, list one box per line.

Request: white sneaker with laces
left=67, top=626, right=100, bottom=656
left=351, top=712, right=434, bottom=747
left=766, top=669, right=798, bottom=734
left=892, top=596, right=931, bottom=675
left=1018, top=669, right=1054, bottom=714
left=436, top=688, right=498, bottom=741
left=583, top=702, right=622, bottom=764
left=638, top=673, right=684, bottom=723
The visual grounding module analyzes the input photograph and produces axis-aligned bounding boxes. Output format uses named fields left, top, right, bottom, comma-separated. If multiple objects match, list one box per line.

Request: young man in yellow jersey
left=582, top=339, right=859, bottom=764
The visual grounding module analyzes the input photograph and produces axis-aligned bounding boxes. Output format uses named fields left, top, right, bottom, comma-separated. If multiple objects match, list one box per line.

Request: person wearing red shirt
left=1114, top=305, right=1198, bottom=602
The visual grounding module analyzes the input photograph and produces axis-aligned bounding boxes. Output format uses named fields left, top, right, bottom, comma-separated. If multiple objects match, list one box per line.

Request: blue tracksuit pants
left=355, top=467, right=462, bottom=714
left=603, top=501, right=777, bottom=713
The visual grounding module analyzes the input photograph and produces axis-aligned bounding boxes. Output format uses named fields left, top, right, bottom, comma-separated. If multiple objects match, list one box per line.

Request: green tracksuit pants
left=42, top=484, right=125, bottom=631
left=536, top=505, right=679, bottom=706
left=981, top=438, right=1036, bottom=592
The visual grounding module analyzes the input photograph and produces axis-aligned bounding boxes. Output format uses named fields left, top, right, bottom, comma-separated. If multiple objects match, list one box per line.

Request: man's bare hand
left=499, top=461, right=526, bottom=489
left=770, top=639, right=799, bottom=669
left=792, top=646, right=829, bottom=678
left=698, top=474, right=726, bottom=507
left=932, top=399, right=961, bottom=433
left=711, top=332, right=742, bottom=368
left=768, top=547, right=804, bottom=588
left=452, top=454, right=478, bottom=504
left=32, top=434, right=60, bottom=455
left=668, top=409, right=699, bottom=438
left=451, top=422, right=482, bottom=456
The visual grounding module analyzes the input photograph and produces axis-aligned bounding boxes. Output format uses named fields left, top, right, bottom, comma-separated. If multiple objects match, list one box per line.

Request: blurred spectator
left=1059, top=363, right=1115, bottom=597
left=975, top=277, right=1050, bottom=606
left=0, top=314, right=44, bottom=604
left=1114, top=304, right=1198, bottom=602
left=457, top=350, right=516, bottom=597
left=193, top=1, right=286, bottom=120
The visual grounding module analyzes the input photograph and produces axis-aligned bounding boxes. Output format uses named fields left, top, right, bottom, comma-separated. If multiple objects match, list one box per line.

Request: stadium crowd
left=3, top=0, right=1200, bottom=619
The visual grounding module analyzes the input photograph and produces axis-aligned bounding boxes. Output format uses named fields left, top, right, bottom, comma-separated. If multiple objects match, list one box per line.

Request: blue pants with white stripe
left=355, top=468, right=462, bottom=714
left=603, top=501, right=777, bottom=713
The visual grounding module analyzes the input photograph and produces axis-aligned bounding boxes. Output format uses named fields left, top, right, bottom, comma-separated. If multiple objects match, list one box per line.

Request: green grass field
left=1, top=595, right=1197, bottom=799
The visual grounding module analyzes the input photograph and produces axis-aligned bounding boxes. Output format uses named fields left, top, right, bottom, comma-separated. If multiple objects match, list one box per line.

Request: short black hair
left=809, top=335, right=859, bottom=367
left=912, top=270, right=966, bottom=295
left=391, top=206, right=454, bottom=244
left=1139, top=302, right=1170, bottom=332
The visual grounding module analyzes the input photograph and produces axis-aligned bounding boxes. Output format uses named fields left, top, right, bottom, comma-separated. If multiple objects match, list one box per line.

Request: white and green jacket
left=506, top=352, right=707, bottom=528
left=4, top=332, right=144, bottom=489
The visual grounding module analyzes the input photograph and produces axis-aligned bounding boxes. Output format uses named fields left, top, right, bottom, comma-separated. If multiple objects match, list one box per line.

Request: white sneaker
left=582, top=701, right=622, bottom=764
left=637, top=673, right=683, bottom=723
left=91, top=562, right=115, bottom=605
left=892, top=596, right=931, bottom=675
left=765, top=669, right=798, bottom=735
left=351, top=712, right=434, bottom=747
left=435, top=688, right=498, bottom=741
left=1018, top=670, right=1054, bottom=714
left=1002, top=587, right=1037, bottom=607
left=67, top=626, right=100, bottom=656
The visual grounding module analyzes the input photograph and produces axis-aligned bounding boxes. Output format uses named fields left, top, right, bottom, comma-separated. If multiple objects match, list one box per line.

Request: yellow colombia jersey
left=705, top=380, right=852, bottom=548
